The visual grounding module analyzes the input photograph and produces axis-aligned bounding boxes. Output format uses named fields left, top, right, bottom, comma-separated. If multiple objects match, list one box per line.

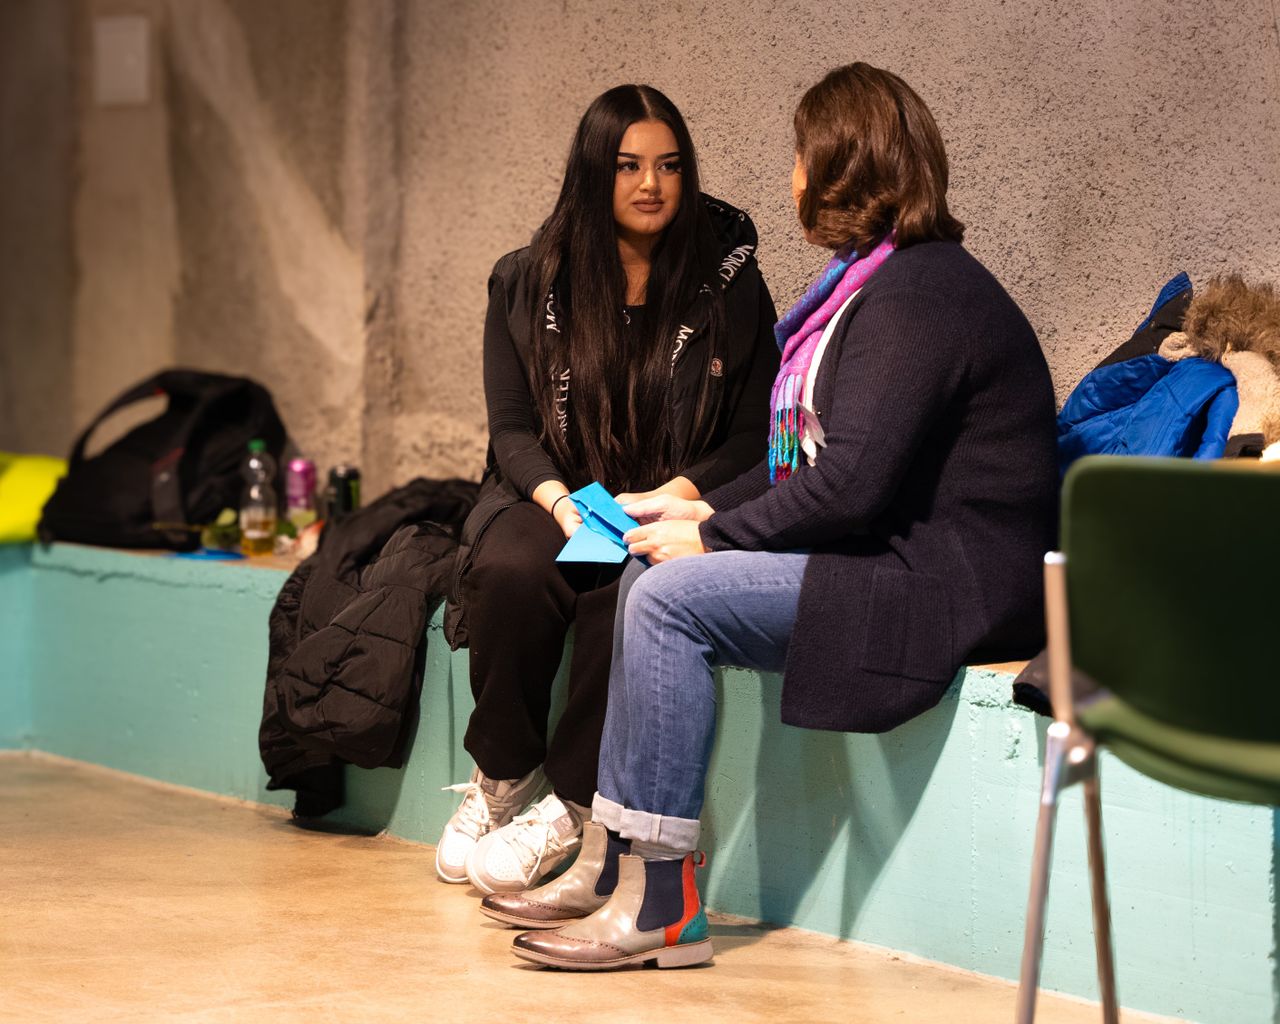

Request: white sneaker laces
left=442, top=780, right=491, bottom=839
left=506, top=799, right=573, bottom=880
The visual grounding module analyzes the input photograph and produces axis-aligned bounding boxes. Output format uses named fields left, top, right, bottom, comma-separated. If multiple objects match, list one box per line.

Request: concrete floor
left=0, top=754, right=1170, bottom=1024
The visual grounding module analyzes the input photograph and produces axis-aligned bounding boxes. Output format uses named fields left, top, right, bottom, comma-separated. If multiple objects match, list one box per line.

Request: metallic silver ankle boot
left=479, top=821, right=625, bottom=929
left=510, top=852, right=712, bottom=970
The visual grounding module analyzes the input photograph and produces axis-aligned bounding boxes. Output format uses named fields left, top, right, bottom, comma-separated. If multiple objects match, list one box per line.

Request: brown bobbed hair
left=795, top=63, right=964, bottom=255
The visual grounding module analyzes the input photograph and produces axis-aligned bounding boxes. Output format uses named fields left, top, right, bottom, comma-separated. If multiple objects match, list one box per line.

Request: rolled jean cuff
left=592, top=792, right=700, bottom=855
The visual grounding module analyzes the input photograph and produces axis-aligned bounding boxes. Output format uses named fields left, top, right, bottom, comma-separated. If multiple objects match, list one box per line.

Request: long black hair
left=528, top=84, right=722, bottom=492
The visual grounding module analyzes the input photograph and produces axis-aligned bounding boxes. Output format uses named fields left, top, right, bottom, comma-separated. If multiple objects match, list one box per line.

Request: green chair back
left=1063, top=456, right=1280, bottom=744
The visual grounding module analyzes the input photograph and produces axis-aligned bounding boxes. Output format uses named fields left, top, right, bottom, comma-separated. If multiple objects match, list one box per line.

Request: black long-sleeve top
left=481, top=274, right=565, bottom=498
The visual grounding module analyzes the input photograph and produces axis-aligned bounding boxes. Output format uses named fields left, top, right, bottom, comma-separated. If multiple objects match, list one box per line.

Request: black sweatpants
left=461, top=501, right=625, bottom=807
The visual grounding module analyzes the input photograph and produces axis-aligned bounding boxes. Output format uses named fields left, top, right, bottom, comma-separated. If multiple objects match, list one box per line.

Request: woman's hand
left=623, top=519, right=706, bottom=563
left=553, top=498, right=583, bottom=539
left=621, top=493, right=714, bottom=525
left=532, top=482, right=583, bottom=539
left=614, top=487, right=658, bottom=507
left=615, top=475, right=700, bottom=508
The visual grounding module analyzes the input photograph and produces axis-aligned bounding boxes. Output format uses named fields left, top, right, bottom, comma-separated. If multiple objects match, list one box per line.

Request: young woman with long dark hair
left=483, top=63, right=1059, bottom=970
left=437, top=85, right=778, bottom=893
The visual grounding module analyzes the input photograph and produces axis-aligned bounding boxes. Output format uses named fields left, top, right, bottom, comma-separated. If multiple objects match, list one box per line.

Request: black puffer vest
left=445, top=194, right=777, bottom=648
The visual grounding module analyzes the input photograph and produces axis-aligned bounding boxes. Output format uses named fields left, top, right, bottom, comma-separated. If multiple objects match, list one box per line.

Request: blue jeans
left=592, top=550, right=808, bottom=855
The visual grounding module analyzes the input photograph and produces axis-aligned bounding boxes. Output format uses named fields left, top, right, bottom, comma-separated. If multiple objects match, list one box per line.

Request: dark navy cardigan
left=700, top=241, right=1058, bottom=733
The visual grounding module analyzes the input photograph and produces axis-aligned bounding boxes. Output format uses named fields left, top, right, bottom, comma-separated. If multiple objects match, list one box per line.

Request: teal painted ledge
left=4, top=542, right=1277, bottom=1024
left=0, top=544, right=34, bottom=748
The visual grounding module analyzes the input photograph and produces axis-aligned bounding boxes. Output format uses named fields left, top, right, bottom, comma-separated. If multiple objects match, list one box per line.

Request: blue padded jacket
left=1056, top=276, right=1238, bottom=475
left=1058, top=355, right=1237, bottom=472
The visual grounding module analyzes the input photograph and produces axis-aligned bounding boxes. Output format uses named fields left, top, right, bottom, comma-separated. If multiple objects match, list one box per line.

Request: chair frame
left=1014, top=552, right=1119, bottom=1024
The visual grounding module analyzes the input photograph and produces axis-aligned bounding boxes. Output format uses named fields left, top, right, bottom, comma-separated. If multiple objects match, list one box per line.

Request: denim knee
left=621, top=558, right=699, bottom=639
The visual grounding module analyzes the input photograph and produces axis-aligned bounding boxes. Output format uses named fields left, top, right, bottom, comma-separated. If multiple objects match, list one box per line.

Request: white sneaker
left=434, top=766, right=545, bottom=884
left=465, top=792, right=584, bottom=895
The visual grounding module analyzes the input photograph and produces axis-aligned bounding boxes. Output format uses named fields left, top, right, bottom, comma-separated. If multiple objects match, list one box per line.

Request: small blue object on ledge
left=171, top=548, right=246, bottom=561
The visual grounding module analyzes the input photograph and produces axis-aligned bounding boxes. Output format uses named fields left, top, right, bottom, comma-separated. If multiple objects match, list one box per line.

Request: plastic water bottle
left=239, top=439, right=278, bottom=556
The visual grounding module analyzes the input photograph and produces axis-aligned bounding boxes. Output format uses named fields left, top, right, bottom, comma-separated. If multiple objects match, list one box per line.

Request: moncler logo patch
left=709, top=358, right=724, bottom=377
left=672, top=324, right=695, bottom=364
left=718, top=244, right=755, bottom=285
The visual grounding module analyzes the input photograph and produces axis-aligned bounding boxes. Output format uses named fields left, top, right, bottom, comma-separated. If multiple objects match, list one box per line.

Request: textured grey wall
left=3, top=0, right=1279, bottom=497
left=386, top=0, right=1280, bottom=486
left=72, top=0, right=182, bottom=456
left=163, top=0, right=368, bottom=473
left=0, top=1, right=75, bottom=457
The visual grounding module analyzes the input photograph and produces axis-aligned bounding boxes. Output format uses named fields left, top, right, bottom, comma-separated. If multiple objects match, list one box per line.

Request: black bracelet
left=551, top=494, right=571, bottom=517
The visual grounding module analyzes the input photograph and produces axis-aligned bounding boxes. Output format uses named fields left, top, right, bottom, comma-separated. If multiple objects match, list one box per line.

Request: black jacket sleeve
left=682, top=276, right=780, bottom=495
left=699, top=285, right=967, bottom=552
left=483, top=275, right=563, bottom=498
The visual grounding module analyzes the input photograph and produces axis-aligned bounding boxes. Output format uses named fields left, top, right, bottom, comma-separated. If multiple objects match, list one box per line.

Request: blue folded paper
left=556, top=481, right=640, bottom=563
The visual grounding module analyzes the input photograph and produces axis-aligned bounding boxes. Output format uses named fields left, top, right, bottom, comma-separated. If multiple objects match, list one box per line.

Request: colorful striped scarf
left=768, top=234, right=896, bottom=483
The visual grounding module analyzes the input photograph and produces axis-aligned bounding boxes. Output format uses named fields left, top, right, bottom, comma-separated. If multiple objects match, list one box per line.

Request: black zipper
left=667, top=321, right=724, bottom=469
left=665, top=326, right=697, bottom=467
left=449, top=498, right=517, bottom=604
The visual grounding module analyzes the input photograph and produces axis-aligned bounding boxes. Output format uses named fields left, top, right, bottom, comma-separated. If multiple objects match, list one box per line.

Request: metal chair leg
left=1015, top=723, right=1069, bottom=1024
left=1083, top=773, right=1119, bottom=1024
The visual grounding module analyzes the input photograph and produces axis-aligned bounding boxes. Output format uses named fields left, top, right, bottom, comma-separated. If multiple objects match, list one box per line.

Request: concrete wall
left=0, top=1, right=76, bottom=457
left=71, top=0, right=181, bottom=453
left=2, top=0, right=1279, bottom=493
left=162, top=0, right=370, bottom=472
left=387, top=0, right=1280, bottom=489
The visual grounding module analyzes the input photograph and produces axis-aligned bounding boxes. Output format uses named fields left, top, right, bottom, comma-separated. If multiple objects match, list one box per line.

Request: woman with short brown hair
left=793, top=62, right=964, bottom=252
left=483, top=62, right=1059, bottom=971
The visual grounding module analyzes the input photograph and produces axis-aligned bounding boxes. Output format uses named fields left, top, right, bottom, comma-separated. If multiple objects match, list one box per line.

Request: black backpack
left=39, top=369, right=287, bottom=550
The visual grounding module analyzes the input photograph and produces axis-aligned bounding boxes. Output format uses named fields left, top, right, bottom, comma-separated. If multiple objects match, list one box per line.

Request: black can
left=327, top=465, right=361, bottom=520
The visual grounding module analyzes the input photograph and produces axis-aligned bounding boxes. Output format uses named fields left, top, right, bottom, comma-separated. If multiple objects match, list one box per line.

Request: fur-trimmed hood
left=1158, top=274, right=1280, bottom=458
left=1177, top=275, right=1280, bottom=363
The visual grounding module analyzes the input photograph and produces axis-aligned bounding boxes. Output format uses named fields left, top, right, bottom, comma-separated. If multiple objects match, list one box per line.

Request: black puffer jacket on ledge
left=259, top=477, right=478, bottom=817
